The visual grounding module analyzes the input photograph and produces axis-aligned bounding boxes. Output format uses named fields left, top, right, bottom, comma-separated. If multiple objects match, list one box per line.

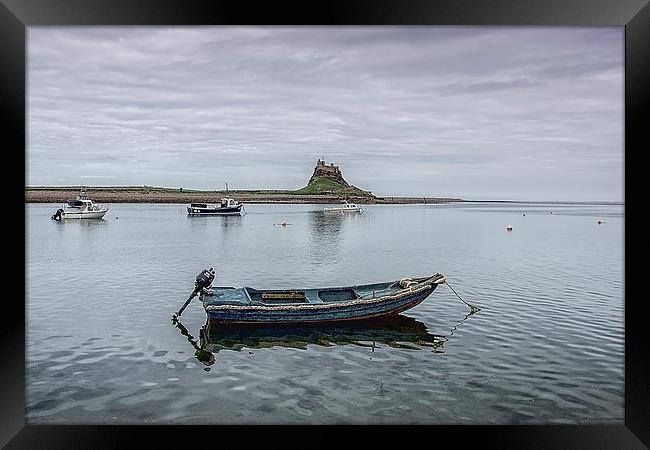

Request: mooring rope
left=445, top=280, right=481, bottom=315
left=108, top=205, right=119, bottom=220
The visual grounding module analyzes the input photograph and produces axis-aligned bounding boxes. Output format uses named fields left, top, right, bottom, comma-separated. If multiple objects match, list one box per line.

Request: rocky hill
left=308, top=159, right=350, bottom=187
left=295, top=159, right=377, bottom=201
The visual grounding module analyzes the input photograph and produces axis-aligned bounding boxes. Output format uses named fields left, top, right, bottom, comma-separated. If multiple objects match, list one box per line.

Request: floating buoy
left=597, top=219, right=603, bottom=224
left=506, top=224, right=513, bottom=231
left=522, top=213, right=526, bottom=216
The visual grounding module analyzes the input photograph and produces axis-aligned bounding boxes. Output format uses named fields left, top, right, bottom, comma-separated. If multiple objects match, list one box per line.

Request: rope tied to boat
left=442, top=278, right=481, bottom=315
left=399, top=278, right=416, bottom=288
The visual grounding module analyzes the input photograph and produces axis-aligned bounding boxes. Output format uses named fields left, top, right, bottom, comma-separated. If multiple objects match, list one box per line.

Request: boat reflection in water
left=173, top=312, right=476, bottom=368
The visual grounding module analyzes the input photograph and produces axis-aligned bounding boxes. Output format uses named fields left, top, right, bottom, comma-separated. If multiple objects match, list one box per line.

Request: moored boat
left=51, top=191, right=108, bottom=220
left=197, top=272, right=446, bottom=324
left=324, top=200, right=363, bottom=213
left=187, top=196, right=244, bottom=216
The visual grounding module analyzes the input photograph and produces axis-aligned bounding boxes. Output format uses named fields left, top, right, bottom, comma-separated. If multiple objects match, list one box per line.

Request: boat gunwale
left=206, top=295, right=430, bottom=324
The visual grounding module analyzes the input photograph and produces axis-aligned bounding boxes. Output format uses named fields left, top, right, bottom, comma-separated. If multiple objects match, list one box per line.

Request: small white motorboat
left=323, top=200, right=363, bottom=213
left=51, top=191, right=108, bottom=220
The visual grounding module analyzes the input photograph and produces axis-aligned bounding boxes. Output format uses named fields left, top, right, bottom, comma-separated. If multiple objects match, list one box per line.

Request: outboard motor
left=51, top=208, right=64, bottom=221
left=195, top=267, right=216, bottom=292
left=172, top=268, right=216, bottom=322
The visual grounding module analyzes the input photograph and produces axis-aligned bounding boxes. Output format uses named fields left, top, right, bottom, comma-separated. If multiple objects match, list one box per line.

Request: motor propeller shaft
left=172, top=268, right=215, bottom=321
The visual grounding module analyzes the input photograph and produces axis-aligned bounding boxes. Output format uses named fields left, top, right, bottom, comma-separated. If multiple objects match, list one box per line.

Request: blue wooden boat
left=199, top=274, right=447, bottom=324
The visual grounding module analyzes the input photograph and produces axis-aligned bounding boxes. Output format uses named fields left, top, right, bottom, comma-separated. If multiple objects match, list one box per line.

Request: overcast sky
left=27, top=27, right=624, bottom=201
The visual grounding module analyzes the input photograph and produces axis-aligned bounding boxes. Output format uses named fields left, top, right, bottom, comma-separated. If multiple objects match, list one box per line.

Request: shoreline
left=24, top=188, right=622, bottom=205
left=24, top=188, right=463, bottom=204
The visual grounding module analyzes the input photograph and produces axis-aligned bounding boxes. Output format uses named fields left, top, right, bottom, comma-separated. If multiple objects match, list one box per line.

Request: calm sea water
left=26, top=201, right=624, bottom=424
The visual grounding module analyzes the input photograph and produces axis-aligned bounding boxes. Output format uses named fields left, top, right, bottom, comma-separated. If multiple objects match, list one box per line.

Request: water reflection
left=218, top=215, right=243, bottom=232
left=174, top=320, right=216, bottom=367
left=307, top=211, right=344, bottom=264
left=187, top=215, right=244, bottom=241
left=308, top=210, right=344, bottom=238
left=172, top=312, right=478, bottom=367
left=53, top=218, right=108, bottom=232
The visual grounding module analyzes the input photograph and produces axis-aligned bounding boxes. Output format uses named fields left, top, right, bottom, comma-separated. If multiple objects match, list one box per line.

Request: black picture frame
left=3, top=0, right=647, bottom=448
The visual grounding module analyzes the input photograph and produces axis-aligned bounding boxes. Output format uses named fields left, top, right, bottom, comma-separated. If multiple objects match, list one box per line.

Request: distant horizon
left=28, top=27, right=624, bottom=202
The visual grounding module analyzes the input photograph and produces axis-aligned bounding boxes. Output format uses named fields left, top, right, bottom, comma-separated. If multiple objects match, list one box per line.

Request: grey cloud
left=27, top=26, right=623, bottom=201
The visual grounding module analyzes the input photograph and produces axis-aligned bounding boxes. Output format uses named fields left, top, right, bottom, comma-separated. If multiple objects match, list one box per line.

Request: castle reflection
left=306, top=210, right=345, bottom=264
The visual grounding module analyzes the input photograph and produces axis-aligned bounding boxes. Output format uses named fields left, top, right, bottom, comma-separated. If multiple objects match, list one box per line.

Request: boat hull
left=202, top=275, right=445, bottom=324
left=187, top=205, right=243, bottom=216
left=324, top=208, right=361, bottom=212
left=61, top=210, right=108, bottom=219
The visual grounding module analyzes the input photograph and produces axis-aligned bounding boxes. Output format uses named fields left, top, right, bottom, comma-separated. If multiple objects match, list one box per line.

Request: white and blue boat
left=187, top=196, right=244, bottom=216
left=323, top=200, right=363, bottom=213
left=51, top=190, right=108, bottom=220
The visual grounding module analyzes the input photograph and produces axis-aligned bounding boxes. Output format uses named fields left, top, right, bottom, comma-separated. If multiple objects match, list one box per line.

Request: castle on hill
left=308, top=159, right=350, bottom=187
